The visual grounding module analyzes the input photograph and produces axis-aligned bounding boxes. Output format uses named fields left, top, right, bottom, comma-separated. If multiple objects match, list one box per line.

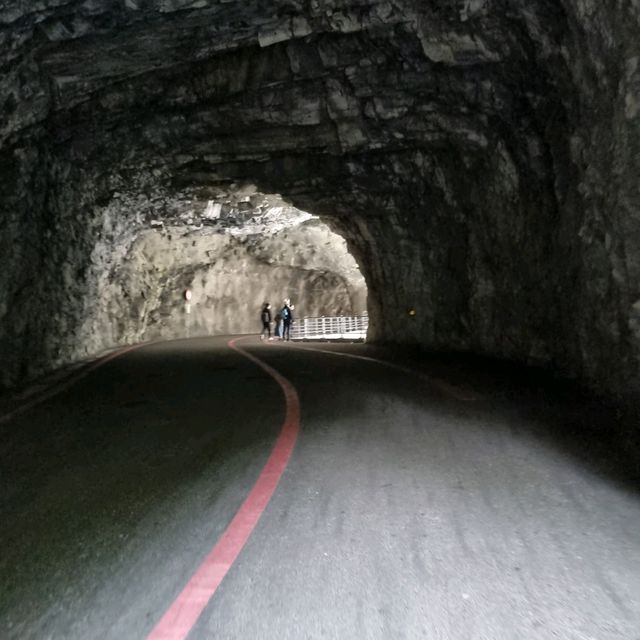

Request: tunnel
left=1, top=0, right=637, bottom=400
left=1, top=1, right=639, bottom=638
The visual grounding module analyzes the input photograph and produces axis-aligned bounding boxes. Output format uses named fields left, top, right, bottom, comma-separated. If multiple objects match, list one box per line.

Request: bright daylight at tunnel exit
left=0, top=1, right=639, bottom=639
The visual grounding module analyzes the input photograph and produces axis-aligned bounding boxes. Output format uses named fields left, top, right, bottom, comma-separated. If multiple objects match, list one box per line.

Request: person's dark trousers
left=283, top=320, right=291, bottom=340
left=261, top=322, right=271, bottom=339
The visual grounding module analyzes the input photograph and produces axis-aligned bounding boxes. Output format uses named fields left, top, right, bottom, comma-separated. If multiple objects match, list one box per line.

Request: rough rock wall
left=80, top=215, right=367, bottom=349
left=0, top=0, right=638, bottom=404
left=0, top=176, right=366, bottom=384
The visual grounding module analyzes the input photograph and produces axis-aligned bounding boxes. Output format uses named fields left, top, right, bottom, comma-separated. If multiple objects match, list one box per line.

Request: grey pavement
left=1, top=337, right=638, bottom=639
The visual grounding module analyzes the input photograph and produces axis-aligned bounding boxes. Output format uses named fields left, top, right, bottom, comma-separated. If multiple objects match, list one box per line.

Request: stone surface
left=0, top=0, right=638, bottom=419
left=79, top=201, right=367, bottom=349
left=0, top=178, right=366, bottom=380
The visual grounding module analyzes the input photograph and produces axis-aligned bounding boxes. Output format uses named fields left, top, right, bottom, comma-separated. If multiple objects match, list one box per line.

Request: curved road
left=0, top=337, right=638, bottom=639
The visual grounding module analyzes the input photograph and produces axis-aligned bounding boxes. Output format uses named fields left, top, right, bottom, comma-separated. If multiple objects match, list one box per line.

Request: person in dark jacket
left=274, top=309, right=283, bottom=340
left=281, top=299, right=294, bottom=341
left=260, top=302, right=272, bottom=340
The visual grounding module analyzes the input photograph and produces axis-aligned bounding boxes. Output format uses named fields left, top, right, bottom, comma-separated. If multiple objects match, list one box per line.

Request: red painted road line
left=147, top=337, right=300, bottom=640
left=0, top=343, right=145, bottom=426
left=288, top=343, right=477, bottom=402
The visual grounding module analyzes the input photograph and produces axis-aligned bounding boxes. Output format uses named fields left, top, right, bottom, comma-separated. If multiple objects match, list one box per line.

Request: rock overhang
left=0, top=0, right=639, bottom=411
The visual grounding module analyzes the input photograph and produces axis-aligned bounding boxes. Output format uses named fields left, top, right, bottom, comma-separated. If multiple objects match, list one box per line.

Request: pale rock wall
left=79, top=218, right=366, bottom=347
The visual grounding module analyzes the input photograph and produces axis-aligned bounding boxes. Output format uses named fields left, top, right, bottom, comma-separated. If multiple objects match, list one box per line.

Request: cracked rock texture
left=0, top=0, right=639, bottom=417
left=81, top=200, right=367, bottom=349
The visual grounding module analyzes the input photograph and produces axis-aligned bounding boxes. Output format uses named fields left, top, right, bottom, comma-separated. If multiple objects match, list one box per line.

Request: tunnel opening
left=80, top=180, right=368, bottom=350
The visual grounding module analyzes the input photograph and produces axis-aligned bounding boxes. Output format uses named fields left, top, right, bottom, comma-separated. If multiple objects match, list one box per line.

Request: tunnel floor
left=0, top=337, right=638, bottom=639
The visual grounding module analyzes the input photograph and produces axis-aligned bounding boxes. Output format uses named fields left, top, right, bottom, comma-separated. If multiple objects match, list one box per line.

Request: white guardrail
left=290, top=315, right=368, bottom=340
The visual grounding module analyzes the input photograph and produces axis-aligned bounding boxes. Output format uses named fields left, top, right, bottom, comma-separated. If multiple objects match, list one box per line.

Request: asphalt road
left=1, top=337, right=638, bottom=639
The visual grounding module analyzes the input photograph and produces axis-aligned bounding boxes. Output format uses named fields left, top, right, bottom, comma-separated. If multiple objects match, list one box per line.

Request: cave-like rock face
left=81, top=191, right=367, bottom=350
left=1, top=1, right=639, bottom=404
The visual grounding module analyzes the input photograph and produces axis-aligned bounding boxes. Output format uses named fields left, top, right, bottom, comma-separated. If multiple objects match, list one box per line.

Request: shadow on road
left=359, top=344, right=640, bottom=491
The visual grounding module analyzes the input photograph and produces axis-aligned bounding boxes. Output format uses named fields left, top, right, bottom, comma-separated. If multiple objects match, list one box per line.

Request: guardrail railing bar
left=289, top=315, right=368, bottom=340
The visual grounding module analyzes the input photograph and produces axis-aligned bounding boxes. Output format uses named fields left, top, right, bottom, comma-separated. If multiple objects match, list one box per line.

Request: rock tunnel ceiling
left=0, top=0, right=639, bottom=403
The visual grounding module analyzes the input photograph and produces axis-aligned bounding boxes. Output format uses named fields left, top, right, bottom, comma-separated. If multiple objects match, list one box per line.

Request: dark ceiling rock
left=0, top=1, right=639, bottom=413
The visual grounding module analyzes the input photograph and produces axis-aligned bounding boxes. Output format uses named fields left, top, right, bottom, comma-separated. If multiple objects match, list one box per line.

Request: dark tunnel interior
left=0, top=2, right=638, bottom=457
left=2, top=1, right=639, bottom=402
left=1, top=2, right=640, bottom=637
